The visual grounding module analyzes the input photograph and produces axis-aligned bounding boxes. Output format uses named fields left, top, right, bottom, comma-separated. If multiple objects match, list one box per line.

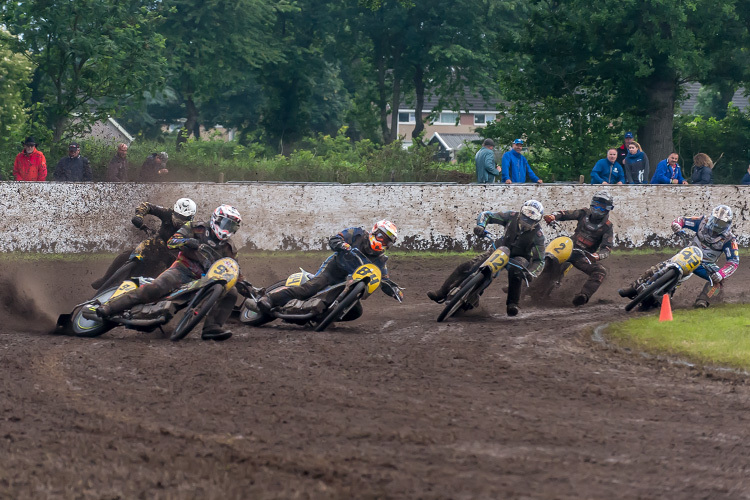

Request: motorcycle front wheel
left=170, top=283, right=224, bottom=341
left=314, top=281, right=366, bottom=332
left=239, top=280, right=284, bottom=326
left=437, top=273, right=486, bottom=322
left=625, top=269, right=679, bottom=312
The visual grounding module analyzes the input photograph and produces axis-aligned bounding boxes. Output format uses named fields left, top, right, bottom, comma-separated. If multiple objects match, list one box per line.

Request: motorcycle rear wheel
left=170, top=283, right=224, bottom=341
left=239, top=280, right=284, bottom=326
left=314, top=281, right=366, bottom=332
left=625, top=269, right=679, bottom=312
left=437, top=273, right=486, bottom=322
left=71, top=287, right=118, bottom=337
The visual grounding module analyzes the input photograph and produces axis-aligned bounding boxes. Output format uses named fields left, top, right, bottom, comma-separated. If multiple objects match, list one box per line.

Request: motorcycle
left=94, top=226, right=176, bottom=294
left=526, top=235, right=575, bottom=298
left=436, top=231, right=532, bottom=322
left=623, top=241, right=704, bottom=312
left=56, top=244, right=241, bottom=341
left=239, top=248, right=402, bottom=332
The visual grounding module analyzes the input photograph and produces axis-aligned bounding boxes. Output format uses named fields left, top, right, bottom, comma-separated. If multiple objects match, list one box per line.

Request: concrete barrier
left=1, top=182, right=748, bottom=252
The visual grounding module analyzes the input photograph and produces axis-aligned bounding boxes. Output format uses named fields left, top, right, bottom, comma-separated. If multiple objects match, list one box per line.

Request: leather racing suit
left=432, top=211, right=545, bottom=309
left=98, top=221, right=240, bottom=333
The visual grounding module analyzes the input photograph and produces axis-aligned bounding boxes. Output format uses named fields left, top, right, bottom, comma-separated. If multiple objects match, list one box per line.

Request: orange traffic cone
left=659, top=293, right=673, bottom=322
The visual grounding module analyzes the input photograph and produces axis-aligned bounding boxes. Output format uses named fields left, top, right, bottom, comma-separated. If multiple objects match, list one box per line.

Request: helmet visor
left=708, top=216, right=730, bottom=235
left=373, top=230, right=394, bottom=248
left=217, top=217, right=240, bottom=234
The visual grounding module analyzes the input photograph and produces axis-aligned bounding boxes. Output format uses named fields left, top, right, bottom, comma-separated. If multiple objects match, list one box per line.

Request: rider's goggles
left=590, top=201, right=612, bottom=213
left=373, top=231, right=394, bottom=248
left=217, top=217, right=240, bottom=234
left=519, top=214, right=537, bottom=230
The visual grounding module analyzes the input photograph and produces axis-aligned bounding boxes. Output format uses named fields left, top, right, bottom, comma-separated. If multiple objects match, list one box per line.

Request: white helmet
left=210, top=205, right=242, bottom=241
left=519, top=200, right=543, bottom=230
left=707, top=205, right=732, bottom=235
left=369, top=220, right=398, bottom=252
left=173, top=198, right=197, bottom=219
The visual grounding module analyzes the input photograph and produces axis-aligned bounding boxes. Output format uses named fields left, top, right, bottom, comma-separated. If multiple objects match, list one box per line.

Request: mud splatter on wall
left=1, top=182, right=747, bottom=252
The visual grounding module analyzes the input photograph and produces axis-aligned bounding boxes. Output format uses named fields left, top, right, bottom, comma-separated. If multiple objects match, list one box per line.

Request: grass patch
left=607, top=304, right=750, bottom=370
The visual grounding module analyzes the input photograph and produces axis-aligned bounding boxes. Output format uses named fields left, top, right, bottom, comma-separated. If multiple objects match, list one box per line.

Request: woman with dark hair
left=623, top=141, right=649, bottom=184
left=691, top=153, right=714, bottom=185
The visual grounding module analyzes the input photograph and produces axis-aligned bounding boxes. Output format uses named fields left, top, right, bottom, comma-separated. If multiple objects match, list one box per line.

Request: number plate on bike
left=109, top=280, right=137, bottom=300
left=545, top=236, right=573, bottom=263
left=670, top=246, right=703, bottom=274
left=286, top=272, right=306, bottom=287
left=207, top=258, right=240, bottom=289
left=481, top=247, right=509, bottom=273
left=352, top=264, right=382, bottom=294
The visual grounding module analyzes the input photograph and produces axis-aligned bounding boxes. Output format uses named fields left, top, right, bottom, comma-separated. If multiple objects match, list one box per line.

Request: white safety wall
left=1, top=182, right=748, bottom=252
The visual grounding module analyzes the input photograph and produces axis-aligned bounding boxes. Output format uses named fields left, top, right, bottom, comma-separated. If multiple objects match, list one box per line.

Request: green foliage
left=674, top=107, right=750, bottom=184
left=1, top=0, right=167, bottom=141
left=483, top=91, right=625, bottom=182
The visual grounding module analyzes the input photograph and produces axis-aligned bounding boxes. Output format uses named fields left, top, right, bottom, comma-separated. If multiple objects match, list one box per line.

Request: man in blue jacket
left=590, top=149, right=625, bottom=184
left=475, top=138, right=500, bottom=183
left=501, top=139, right=543, bottom=184
left=651, top=152, right=688, bottom=184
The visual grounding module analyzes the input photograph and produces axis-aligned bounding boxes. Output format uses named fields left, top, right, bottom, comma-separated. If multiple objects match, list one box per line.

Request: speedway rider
left=91, top=198, right=198, bottom=290
left=427, top=200, right=546, bottom=317
left=88, top=205, right=243, bottom=341
left=542, top=191, right=615, bottom=306
left=255, top=220, right=404, bottom=317
left=619, top=204, right=739, bottom=308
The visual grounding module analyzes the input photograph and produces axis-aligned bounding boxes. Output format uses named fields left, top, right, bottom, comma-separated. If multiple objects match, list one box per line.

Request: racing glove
left=710, top=271, right=723, bottom=283
left=543, top=214, right=556, bottom=224
left=131, top=216, right=144, bottom=229
left=339, top=242, right=352, bottom=252
left=671, top=221, right=683, bottom=234
left=184, top=238, right=201, bottom=250
left=473, top=225, right=486, bottom=237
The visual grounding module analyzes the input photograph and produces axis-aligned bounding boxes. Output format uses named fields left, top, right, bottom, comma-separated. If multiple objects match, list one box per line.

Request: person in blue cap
left=501, top=139, right=543, bottom=184
left=616, top=131, right=635, bottom=166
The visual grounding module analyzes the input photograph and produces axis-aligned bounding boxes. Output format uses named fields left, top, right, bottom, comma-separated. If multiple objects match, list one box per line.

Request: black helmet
left=591, top=191, right=614, bottom=211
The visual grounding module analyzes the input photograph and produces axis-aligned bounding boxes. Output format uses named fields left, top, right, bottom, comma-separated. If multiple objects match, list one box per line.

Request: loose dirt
left=2, top=252, right=750, bottom=499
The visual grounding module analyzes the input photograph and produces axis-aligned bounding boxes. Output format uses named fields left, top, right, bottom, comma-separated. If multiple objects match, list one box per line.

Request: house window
left=474, top=113, right=496, bottom=125
left=436, top=112, right=459, bottom=124
left=398, top=112, right=415, bottom=123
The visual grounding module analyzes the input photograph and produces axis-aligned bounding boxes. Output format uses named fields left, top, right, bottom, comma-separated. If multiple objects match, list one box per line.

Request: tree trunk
left=411, top=65, right=425, bottom=145
left=376, top=51, right=390, bottom=142
left=177, top=95, right=200, bottom=149
left=386, top=75, right=401, bottom=144
left=640, top=78, right=677, bottom=166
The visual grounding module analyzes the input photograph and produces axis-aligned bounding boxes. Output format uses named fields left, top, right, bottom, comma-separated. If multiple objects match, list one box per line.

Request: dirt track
left=2, top=252, right=750, bottom=499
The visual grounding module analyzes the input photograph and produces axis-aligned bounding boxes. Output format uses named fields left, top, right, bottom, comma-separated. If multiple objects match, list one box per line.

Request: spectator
left=476, top=138, right=500, bottom=183
left=139, top=152, right=169, bottom=182
left=651, top=152, right=688, bottom=184
left=691, top=153, right=714, bottom=185
left=107, top=143, right=130, bottom=182
left=13, top=137, right=47, bottom=181
left=591, top=149, right=625, bottom=185
left=616, top=131, right=635, bottom=167
left=53, top=142, right=92, bottom=182
left=501, top=139, right=543, bottom=184
left=741, top=165, right=750, bottom=185
left=623, top=141, right=650, bottom=184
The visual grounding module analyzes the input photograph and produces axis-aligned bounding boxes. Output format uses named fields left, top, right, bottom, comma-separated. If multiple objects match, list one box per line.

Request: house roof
left=400, top=87, right=506, bottom=112
left=428, top=132, right=481, bottom=151
left=679, top=82, right=749, bottom=114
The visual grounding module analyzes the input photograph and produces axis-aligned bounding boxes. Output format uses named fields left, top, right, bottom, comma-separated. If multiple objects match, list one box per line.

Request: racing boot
left=572, top=293, right=589, bottom=307
left=201, top=326, right=233, bottom=341
left=506, top=303, right=519, bottom=317
left=618, top=285, right=637, bottom=299
left=426, top=290, right=446, bottom=303
left=694, top=282, right=712, bottom=308
left=256, top=295, right=275, bottom=315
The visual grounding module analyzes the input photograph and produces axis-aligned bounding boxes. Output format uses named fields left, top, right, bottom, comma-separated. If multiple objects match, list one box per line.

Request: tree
left=159, top=0, right=286, bottom=147
left=1, top=0, right=166, bottom=141
left=497, top=0, right=750, bottom=164
left=0, top=32, right=32, bottom=155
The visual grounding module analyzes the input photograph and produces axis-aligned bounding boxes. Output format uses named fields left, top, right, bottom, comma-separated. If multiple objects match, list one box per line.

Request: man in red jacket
left=13, top=137, right=47, bottom=181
